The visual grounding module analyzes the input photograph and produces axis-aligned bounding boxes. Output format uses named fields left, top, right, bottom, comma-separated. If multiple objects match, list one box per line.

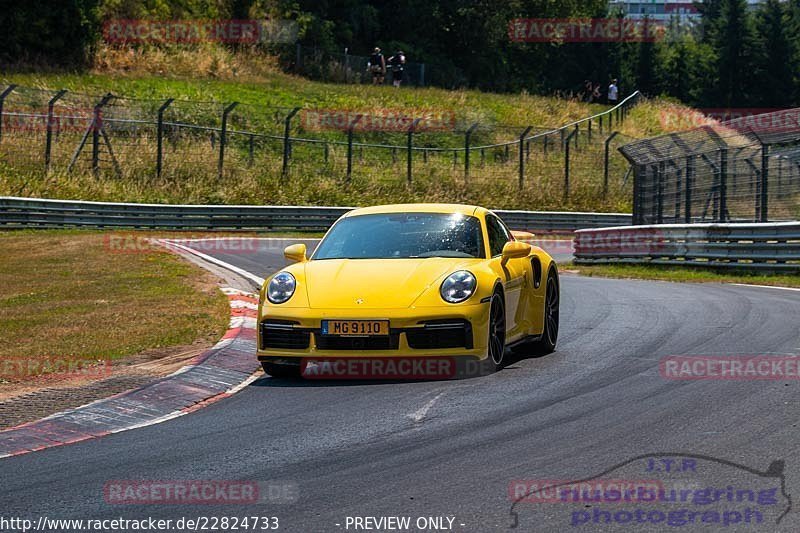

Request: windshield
left=313, top=212, right=485, bottom=259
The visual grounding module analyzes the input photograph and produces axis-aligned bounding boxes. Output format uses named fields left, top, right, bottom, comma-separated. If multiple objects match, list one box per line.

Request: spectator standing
left=368, top=47, right=386, bottom=85
left=582, top=80, right=592, bottom=102
left=608, top=79, right=619, bottom=105
left=388, top=50, right=406, bottom=88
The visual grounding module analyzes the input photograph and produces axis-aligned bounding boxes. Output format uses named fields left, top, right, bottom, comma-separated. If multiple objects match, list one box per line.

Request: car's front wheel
left=488, top=291, right=506, bottom=370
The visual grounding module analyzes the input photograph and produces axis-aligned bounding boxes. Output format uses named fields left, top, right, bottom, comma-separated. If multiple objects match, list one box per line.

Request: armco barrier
left=0, top=197, right=631, bottom=232
left=574, top=222, right=800, bottom=271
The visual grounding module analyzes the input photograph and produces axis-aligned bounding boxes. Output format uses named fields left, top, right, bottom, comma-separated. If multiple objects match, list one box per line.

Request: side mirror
left=501, top=241, right=531, bottom=265
left=284, top=243, right=308, bottom=263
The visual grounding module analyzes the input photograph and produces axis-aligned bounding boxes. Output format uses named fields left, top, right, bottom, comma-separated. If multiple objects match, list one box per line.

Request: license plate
left=322, top=320, right=389, bottom=336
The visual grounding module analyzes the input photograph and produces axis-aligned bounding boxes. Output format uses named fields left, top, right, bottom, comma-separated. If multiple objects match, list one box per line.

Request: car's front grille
left=406, top=320, right=473, bottom=349
left=260, top=321, right=310, bottom=350
left=316, top=333, right=400, bottom=351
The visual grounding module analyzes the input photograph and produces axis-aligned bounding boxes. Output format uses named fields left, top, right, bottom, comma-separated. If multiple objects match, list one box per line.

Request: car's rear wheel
left=488, top=292, right=506, bottom=370
left=261, top=361, right=300, bottom=378
left=535, top=268, right=560, bottom=354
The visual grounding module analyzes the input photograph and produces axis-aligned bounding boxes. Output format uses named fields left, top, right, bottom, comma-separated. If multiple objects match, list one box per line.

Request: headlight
left=267, top=272, right=296, bottom=304
left=440, top=270, right=477, bottom=303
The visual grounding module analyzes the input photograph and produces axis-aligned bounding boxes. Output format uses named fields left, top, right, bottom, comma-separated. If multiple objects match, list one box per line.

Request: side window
left=486, top=215, right=511, bottom=257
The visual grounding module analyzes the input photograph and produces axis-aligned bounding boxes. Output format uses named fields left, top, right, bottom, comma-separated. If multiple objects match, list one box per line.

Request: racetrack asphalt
left=1, top=239, right=799, bottom=532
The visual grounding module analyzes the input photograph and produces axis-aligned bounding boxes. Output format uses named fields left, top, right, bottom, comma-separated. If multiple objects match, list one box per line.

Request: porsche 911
left=256, top=203, right=559, bottom=378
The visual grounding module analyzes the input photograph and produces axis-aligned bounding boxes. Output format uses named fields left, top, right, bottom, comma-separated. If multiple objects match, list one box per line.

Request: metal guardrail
left=574, top=222, right=800, bottom=270
left=0, top=197, right=631, bottom=232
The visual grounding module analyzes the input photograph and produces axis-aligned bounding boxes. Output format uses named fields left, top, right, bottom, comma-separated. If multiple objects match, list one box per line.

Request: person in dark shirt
left=388, top=50, right=406, bottom=88
left=368, top=47, right=386, bottom=85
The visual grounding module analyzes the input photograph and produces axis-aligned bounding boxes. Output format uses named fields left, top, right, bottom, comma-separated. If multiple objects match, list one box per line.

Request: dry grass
left=0, top=122, right=637, bottom=212
left=0, top=230, right=230, bottom=385
left=94, top=43, right=283, bottom=82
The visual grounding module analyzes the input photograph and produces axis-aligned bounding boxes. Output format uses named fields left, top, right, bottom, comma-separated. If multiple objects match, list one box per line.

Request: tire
left=488, top=291, right=507, bottom=370
left=510, top=267, right=559, bottom=357
left=261, top=361, right=300, bottom=378
left=532, top=268, right=559, bottom=355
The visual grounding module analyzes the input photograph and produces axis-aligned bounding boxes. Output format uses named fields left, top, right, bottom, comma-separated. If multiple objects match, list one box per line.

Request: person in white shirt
left=608, top=79, right=619, bottom=105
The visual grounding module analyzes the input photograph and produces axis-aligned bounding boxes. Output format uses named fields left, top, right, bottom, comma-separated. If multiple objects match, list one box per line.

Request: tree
left=755, top=0, right=798, bottom=107
left=709, top=0, right=760, bottom=106
left=0, top=0, right=100, bottom=67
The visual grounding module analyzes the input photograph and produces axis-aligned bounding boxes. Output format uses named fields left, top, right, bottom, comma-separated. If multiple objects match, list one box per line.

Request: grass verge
left=567, top=262, right=800, bottom=288
left=0, top=230, right=230, bottom=386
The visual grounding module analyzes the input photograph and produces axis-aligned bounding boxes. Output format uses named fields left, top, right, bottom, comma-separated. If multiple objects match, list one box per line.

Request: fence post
left=603, top=131, right=620, bottom=198
left=407, top=118, right=422, bottom=185
left=248, top=135, right=255, bottom=167
left=599, top=115, right=603, bottom=134
left=674, top=168, right=682, bottom=221
left=657, top=161, right=665, bottom=223
left=685, top=155, right=694, bottom=223
left=587, top=118, right=592, bottom=142
left=156, top=98, right=173, bottom=179
left=719, top=147, right=728, bottom=222
left=282, top=107, right=301, bottom=178
left=45, top=89, right=67, bottom=173
left=608, top=110, right=613, bottom=130
left=0, top=84, right=16, bottom=144
left=573, top=124, right=579, bottom=150
left=92, top=93, right=114, bottom=177
left=218, top=102, right=239, bottom=180
left=564, top=128, right=578, bottom=200
left=518, top=126, right=533, bottom=190
left=464, top=122, right=478, bottom=182
left=346, top=114, right=363, bottom=183
left=633, top=164, right=645, bottom=224
left=543, top=134, right=549, bottom=155
left=760, top=145, right=769, bottom=222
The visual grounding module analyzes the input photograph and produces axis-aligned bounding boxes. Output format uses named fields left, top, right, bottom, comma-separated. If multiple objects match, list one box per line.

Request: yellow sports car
left=257, top=203, right=559, bottom=378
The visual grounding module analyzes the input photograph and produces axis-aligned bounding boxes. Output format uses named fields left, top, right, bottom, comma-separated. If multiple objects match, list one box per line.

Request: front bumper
left=256, top=303, right=490, bottom=360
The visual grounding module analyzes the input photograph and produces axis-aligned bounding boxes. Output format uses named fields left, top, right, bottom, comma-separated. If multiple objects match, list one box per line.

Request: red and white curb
left=0, top=288, right=260, bottom=460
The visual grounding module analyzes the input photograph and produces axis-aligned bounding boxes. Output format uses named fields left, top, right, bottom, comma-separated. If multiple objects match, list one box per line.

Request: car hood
left=303, top=258, right=473, bottom=309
